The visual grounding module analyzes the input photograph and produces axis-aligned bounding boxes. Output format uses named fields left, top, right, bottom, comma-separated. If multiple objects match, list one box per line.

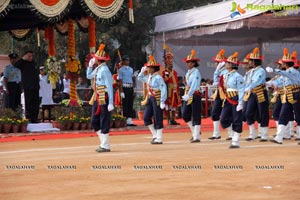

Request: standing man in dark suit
left=15, top=51, right=40, bottom=123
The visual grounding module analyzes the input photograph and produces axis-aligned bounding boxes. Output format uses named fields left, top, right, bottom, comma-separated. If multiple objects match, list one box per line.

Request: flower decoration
left=1, top=117, right=13, bottom=124
left=79, top=117, right=91, bottom=123
left=111, top=114, right=126, bottom=121
left=65, top=56, right=81, bottom=74
left=21, top=118, right=29, bottom=125
left=57, top=116, right=70, bottom=122
left=45, top=56, right=61, bottom=88
left=61, top=99, right=83, bottom=107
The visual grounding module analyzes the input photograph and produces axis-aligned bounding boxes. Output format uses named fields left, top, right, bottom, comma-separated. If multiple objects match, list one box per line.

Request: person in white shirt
left=39, top=66, right=54, bottom=105
left=62, top=72, right=70, bottom=99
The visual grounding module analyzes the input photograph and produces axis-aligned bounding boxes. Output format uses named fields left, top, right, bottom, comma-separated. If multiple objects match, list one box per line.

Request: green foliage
left=133, top=95, right=145, bottom=111
left=0, top=108, right=18, bottom=119
left=0, top=0, right=220, bottom=74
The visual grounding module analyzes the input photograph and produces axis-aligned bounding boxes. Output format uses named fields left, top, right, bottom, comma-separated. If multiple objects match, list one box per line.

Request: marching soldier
left=161, top=46, right=181, bottom=125
left=241, top=54, right=251, bottom=123
left=242, top=54, right=262, bottom=140
left=220, top=52, right=244, bottom=148
left=266, top=48, right=300, bottom=144
left=208, top=49, right=233, bottom=140
left=266, top=59, right=294, bottom=139
left=181, top=49, right=202, bottom=143
left=244, top=47, right=269, bottom=142
left=138, top=55, right=167, bottom=144
left=87, top=44, right=114, bottom=152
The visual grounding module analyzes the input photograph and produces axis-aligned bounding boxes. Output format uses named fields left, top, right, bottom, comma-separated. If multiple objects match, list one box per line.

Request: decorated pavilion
left=0, top=0, right=134, bottom=106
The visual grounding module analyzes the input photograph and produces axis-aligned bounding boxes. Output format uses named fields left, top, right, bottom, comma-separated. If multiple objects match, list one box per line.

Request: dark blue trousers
left=242, top=100, right=248, bottom=122
left=220, top=97, right=243, bottom=133
left=122, top=87, right=134, bottom=118
left=211, top=92, right=223, bottom=121
left=245, top=90, right=269, bottom=127
left=144, top=96, right=163, bottom=129
left=182, top=93, right=202, bottom=126
left=278, top=92, right=300, bottom=125
left=272, top=96, right=281, bottom=121
left=91, top=100, right=111, bottom=133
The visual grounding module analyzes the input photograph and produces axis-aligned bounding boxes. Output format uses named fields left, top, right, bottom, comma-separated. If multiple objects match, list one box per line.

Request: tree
left=0, top=0, right=221, bottom=73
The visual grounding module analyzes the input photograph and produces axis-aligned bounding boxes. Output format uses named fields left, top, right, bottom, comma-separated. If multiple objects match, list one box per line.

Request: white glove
left=266, top=66, right=274, bottom=73
left=141, top=66, right=147, bottom=73
left=108, top=104, right=114, bottom=112
left=160, top=102, right=165, bottom=110
left=236, top=104, right=243, bottom=112
left=216, top=61, right=225, bottom=70
left=133, top=70, right=139, bottom=77
left=212, top=82, right=219, bottom=86
left=120, top=92, right=125, bottom=98
left=88, top=58, right=96, bottom=68
left=182, top=94, right=189, bottom=102
left=165, top=104, right=169, bottom=111
left=244, top=87, right=251, bottom=93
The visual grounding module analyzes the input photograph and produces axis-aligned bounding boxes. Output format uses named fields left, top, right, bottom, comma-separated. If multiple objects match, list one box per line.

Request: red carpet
left=0, top=118, right=276, bottom=143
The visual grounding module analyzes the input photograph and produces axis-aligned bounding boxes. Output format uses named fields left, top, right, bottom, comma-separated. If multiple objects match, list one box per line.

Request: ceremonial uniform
left=209, top=49, right=232, bottom=140
left=242, top=57, right=251, bottom=123
left=267, top=48, right=300, bottom=144
left=87, top=44, right=114, bottom=152
left=118, top=55, right=136, bottom=126
left=242, top=55, right=261, bottom=139
left=161, top=46, right=181, bottom=125
left=267, top=60, right=294, bottom=139
left=220, top=52, right=244, bottom=148
left=3, top=53, right=22, bottom=110
left=244, top=48, right=269, bottom=141
left=138, top=55, right=167, bottom=144
left=112, top=73, right=122, bottom=107
left=181, top=50, right=202, bottom=143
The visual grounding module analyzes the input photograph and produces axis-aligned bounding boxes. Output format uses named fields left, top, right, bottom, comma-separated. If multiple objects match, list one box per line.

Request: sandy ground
left=0, top=129, right=299, bottom=200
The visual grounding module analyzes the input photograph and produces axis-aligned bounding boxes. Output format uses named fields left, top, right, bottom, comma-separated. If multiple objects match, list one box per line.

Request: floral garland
left=45, top=56, right=61, bottom=89
left=65, top=19, right=81, bottom=75
left=66, top=19, right=81, bottom=106
left=88, top=17, right=96, bottom=53
left=47, top=26, right=56, bottom=56
left=65, top=56, right=81, bottom=74
left=61, top=99, right=83, bottom=107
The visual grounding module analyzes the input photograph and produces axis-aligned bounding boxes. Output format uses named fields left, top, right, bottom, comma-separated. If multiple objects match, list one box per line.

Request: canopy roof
left=152, top=0, right=300, bottom=79
left=0, top=0, right=127, bottom=31
left=154, top=0, right=300, bottom=33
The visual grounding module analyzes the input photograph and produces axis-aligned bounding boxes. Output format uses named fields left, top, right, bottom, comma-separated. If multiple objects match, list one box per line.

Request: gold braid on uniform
left=251, top=84, right=266, bottom=103
left=184, top=87, right=193, bottom=105
left=281, top=85, right=300, bottom=104
left=96, top=85, right=107, bottom=105
left=153, top=89, right=161, bottom=106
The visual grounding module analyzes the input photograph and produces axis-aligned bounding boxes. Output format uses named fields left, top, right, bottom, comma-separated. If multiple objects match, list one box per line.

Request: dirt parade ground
left=0, top=129, right=299, bottom=200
